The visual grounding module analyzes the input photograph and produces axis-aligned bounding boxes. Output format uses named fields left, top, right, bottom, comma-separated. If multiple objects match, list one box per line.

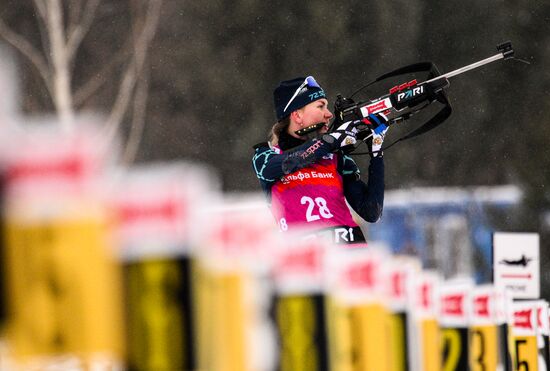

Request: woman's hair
left=269, top=116, right=290, bottom=146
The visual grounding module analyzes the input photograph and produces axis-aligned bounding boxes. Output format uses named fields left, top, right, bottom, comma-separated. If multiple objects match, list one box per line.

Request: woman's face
left=288, top=98, right=333, bottom=138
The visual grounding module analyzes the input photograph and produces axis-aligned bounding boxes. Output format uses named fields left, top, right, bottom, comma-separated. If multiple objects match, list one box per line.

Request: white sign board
left=439, top=279, right=473, bottom=328
left=493, top=232, right=540, bottom=299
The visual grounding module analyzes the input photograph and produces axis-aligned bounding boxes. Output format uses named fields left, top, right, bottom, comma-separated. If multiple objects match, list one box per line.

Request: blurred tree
left=1, top=0, right=548, bottom=197
left=0, top=0, right=163, bottom=164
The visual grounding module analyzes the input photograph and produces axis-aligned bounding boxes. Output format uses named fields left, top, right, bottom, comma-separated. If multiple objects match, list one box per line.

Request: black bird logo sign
left=499, top=254, right=533, bottom=267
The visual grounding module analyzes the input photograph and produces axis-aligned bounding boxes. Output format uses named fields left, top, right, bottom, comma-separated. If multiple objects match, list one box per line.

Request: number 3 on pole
left=301, top=196, right=334, bottom=222
left=470, top=329, right=486, bottom=371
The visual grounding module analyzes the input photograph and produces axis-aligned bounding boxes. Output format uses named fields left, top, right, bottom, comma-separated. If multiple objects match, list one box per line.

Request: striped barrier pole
left=271, top=232, right=332, bottom=371
left=195, top=197, right=278, bottom=371
left=408, top=270, right=442, bottom=371
left=111, top=163, right=214, bottom=371
left=439, top=279, right=474, bottom=371
left=469, top=285, right=512, bottom=371
left=325, top=244, right=391, bottom=371
left=510, top=300, right=540, bottom=370
left=1, top=124, right=124, bottom=369
left=384, top=255, right=422, bottom=371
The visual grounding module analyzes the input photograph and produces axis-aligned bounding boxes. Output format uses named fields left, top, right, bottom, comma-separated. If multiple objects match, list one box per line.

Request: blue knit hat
left=273, top=76, right=326, bottom=121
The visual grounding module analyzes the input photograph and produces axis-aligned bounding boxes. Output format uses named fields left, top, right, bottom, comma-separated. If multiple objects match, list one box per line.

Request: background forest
left=1, top=1, right=549, bottom=258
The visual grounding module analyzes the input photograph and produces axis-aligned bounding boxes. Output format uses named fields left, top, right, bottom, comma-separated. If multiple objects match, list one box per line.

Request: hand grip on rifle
left=356, top=113, right=389, bottom=140
left=322, top=120, right=368, bottom=151
left=358, top=113, right=389, bottom=158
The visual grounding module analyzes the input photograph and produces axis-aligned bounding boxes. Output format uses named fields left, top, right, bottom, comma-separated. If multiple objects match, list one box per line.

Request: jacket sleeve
left=342, top=156, right=385, bottom=223
left=252, top=138, right=336, bottom=182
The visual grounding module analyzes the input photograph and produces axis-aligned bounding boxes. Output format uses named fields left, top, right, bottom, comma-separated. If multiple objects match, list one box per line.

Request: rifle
left=296, top=42, right=517, bottom=154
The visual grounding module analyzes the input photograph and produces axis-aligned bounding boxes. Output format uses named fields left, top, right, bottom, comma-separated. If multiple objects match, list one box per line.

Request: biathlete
left=252, top=76, right=388, bottom=244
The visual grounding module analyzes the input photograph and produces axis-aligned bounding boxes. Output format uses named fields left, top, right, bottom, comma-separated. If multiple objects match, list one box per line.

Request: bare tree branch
left=122, top=66, right=149, bottom=166
left=0, top=17, right=52, bottom=93
left=102, top=0, right=162, bottom=145
left=102, top=58, right=136, bottom=142
left=73, top=45, right=130, bottom=106
left=32, top=0, right=47, bottom=20
left=132, top=1, right=161, bottom=72
left=66, top=0, right=102, bottom=61
left=67, top=0, right=84, bottom=35
left=32, top=0, right=55, bottom=68
left=1, top=0, right=161, bottom=145
left=46, top=0, right=75, bottom=130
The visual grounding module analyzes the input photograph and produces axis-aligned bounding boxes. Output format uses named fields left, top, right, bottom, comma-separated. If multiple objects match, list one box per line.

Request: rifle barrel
left=425, top=53, right=505, bottom=83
